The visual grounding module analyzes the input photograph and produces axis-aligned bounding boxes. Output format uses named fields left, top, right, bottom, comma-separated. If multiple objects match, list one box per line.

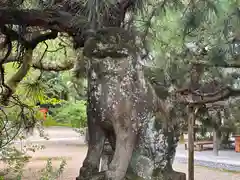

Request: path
left=7, top=127, right=240, bottom=179
left=22, top=127, right=240, bottom=171
left=175, top=144, right=240, bottom=171
left=21, top=142, right=240, bottom=180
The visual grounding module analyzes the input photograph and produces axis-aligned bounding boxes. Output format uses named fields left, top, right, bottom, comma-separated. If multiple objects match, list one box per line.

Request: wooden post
left=188, top=107, right=197, bottom=180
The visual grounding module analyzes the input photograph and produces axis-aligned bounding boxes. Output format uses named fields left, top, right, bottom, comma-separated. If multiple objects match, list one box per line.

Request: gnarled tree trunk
left=76, top=28, right=185, bottom=180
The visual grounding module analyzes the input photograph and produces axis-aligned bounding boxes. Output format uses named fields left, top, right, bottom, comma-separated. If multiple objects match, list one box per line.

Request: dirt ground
left=2, top=143, right=240, bottom=180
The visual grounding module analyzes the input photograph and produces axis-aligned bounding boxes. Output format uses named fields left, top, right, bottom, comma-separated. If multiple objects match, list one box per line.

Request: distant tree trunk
left=213, top=128, right=220, bottom=156
left=213, top=110, right=221, bottom=156
left=193, top=119, right=197, bottom=141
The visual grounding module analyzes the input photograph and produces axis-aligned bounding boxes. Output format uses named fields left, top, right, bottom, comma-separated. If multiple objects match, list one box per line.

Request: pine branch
left=0, top=8, right=87, bottom=35
left=194, top=61, right=240, bottom=68
left=177, top=86, right=240, bottom=105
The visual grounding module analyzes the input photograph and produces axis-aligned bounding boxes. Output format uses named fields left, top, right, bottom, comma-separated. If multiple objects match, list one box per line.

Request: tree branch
left=1, top=49, right=33, bottom=103
left=1, top=25, right=58, bottom=48
left=32, top=61, right=74, bottom=71
left=193, top=61, right=240, bottom=68
left=177, top=86, right=240, bottom=105
left=0, top=8, right=87, bottom=35
left=6, top=49, right=33, bottom=91
left=1, top=55, right=74, bottom=71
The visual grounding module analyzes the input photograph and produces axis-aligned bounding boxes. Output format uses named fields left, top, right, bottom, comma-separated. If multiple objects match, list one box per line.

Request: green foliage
left=135, top=0, right=240, bottom=137
left=0, top=112, right=46, bottom=179
left=19, top=79, right=48, bottom=105
left=0, top=146, right=30, bottom=178
left=140, top=0, right=240, bottom=83
left=49, top=100, right=87, bottom=128
left=39, top=158, right=67, bottom=180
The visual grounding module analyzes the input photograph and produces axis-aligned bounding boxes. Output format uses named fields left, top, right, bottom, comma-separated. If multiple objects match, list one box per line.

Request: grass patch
left=194, top=164, right=240, bottom=174
left=175, top=161, right=240, bottom=174
left=42, top=118, right=72, bottom=128
left=65, top=144, right=87, bottom=147
left=31, top=156, right=72, bottom=161
left=0, top=155, right=32, bottom=161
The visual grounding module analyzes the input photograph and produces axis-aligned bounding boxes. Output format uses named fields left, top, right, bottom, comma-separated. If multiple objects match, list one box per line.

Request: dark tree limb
left=1, top=25, right=58, bottom=48
left=193, top=61, right=240, bottom=68
left=177, top=86, right=240, bottom=105
left=0, top=31, right=12, bottom=103
left=0, top=8, right=87, bottom=35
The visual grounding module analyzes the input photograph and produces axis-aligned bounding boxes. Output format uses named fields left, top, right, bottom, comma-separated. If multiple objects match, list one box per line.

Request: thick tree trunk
left=76, top=66, right=106, bottom=179
left=76, top=28, right=186, bottom=180
left=128, top=114, right=185, bottom=180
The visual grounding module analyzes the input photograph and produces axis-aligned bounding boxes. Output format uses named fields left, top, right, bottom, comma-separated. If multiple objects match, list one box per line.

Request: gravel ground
left=175, top=144, right=240, bottom=172
left=1, top=143, right=240, bottom=180
left=173, top=163, right=240, bottom=180
left=175, top=157, right=240, bottom=172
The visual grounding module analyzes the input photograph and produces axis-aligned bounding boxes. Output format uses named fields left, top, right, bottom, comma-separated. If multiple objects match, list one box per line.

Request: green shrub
left=42, top=116, right=72, bottom=127
left=49, top=100, right=87, bottom=128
